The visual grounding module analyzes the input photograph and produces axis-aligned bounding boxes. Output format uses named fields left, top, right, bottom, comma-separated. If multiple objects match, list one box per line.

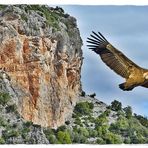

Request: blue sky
left=58, top=5, right=148, bottom=116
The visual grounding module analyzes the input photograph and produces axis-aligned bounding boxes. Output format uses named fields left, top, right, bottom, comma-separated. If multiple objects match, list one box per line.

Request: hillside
left=43, top=94, right=148, bottom=144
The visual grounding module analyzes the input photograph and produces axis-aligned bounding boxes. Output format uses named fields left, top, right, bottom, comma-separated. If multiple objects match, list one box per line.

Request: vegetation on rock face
left=0, top=93, right=49, bottom=144
left=0, top=5, right=70, bottom=32
left=18, top=5, right=75, bottom=32
left=0, top=93, right=10, bottom=106
left=134, top=114, right=148, bottom=128
left=74, top=101, right=94, bottom=116
left=6, top=104, right=17, bottom=113
left=57, top=131, right=72, bottom=144
left=124, top=106, right=133, bottom=119
left=0, top=5, right=7, bottom=10
left=110, top=100, right=122, bottom=111
left=24, top=5, right=61, bottom=30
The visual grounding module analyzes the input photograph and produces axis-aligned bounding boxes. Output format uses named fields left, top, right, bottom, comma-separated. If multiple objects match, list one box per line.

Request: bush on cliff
left=0, top=93, right=10, bottom=106
left=74, top=101, right=94, bottom=116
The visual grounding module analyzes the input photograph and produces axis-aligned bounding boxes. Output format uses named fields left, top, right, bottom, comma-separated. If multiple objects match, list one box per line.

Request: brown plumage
left=87, top=31, right=148, bottom=91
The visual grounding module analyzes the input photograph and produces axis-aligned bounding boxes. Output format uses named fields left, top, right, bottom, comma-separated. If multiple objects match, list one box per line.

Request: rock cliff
left=0, top=5, right=83, bottom=128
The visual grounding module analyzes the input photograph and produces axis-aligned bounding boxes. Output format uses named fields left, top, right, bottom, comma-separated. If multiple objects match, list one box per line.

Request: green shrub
left=88, top=129, right=98, bottom=138
left=74, top=101, right=94, bottom=116
left=104, top=109, right=111, bottom=116
left=15, top=5, right=61, bottom=31
left=12, top=123, right=17, bottom=128
left=96, top=125, right=109, bottom=137
left=29, top=5, right=60, bottom=30
left=124, top=137, right=131, bottom=144
left=96, top=138, right=106, bottom=144
left=124, top=106, right=133, bottom=119
left=134, top=114, right=148, bottom=128
left=72, top=113, right=77, bottom=118
left=73, top=132, right=87, bottom=143
left=116, top=116, right=129, bottom=131
left=0, top=93, right=10, bottom=105
left=57, top=131, right=72, bottom=144
left=21, top=122, right=32, bottom=139
left=23, top=127, right=31, bottom=132
left=5, top=104, right=17, bottom=113
left=86, top=116, right=95, bottom=123
left=95, top=114, right=108, bottom=127
left=23, top=121, right=33, bottom=127
left=43, top=128, right=58, bottom=143
left=0, top=5, right=6, bottom=10
left=109, top=116, right=129, bottom=135
left=48, top=134, right=58, bottom=144
left=74, top=117, right=82, bottom=126
left=130, top=133, right=146, bottom=144
left=127, top=118, right=148, bottom=143
left=21, top=13, right=28, bottom=22
left=106, top=105, right=111, bottom=109
left=104, top=132, right=123, bottom=144
left=0, top=137, right=5, bottom=144
left=21, top=131, right=30, bottom=140
left=2, top=129, right=20, bottom=139
left=44, top=128, right=55, bottom=136
left=110, top=100, right=122, bottom=111
left=0, top=117, right=8, bottom=127
left=117, top=110, right=125, bottom=116
left=83, top=120, right=89, bottom=127
left=57, top=125, right=66, bottom=132
left=78, top=135, right=87, bottom=143
left=72, top=132, right=80, bottom=143
left=77, top=127, right=89, bottom=137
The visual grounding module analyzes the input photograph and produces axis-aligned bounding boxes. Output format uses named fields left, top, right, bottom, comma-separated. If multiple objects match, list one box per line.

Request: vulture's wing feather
left=87, top=31, right=140, bottom=78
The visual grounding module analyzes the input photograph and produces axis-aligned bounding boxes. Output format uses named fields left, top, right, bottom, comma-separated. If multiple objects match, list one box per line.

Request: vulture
left=87, top=31, right=148, bottom=91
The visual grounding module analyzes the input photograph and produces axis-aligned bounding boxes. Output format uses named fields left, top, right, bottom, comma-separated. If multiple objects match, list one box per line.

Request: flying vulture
left=87, top=31, right=148, bottom=91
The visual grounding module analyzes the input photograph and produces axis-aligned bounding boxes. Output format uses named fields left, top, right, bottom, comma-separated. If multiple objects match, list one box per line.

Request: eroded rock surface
left=0, top=5, right=83, bottom=128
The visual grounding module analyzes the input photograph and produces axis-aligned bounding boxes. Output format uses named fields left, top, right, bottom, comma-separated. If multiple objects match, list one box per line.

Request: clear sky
left=58, top=5, right=148, bottom=117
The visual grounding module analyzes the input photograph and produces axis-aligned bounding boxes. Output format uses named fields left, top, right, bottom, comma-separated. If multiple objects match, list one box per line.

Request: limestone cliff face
left=0, top=5, right=83, bottom=128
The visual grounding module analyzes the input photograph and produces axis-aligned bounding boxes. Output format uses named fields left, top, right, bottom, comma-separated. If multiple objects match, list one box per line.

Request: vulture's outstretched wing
left=87, top=31, right=140, bottom=78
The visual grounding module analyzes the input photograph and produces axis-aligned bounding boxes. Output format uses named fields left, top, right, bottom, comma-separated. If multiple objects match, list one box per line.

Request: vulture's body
left=87, top=31, right=148, bottom=91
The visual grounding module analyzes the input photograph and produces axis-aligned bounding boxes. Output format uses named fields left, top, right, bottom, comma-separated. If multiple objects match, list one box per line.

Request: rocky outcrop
left=0, top=5, right=83, bottom=128
left=0, top=78, right=49, bottom=144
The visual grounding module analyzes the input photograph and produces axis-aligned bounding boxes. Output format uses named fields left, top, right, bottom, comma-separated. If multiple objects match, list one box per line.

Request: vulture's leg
left=119, top=83, right=135, bottom=91
left=119, top=83, right=125, bottom=90
left=119, top=76, right=138, bottom=91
